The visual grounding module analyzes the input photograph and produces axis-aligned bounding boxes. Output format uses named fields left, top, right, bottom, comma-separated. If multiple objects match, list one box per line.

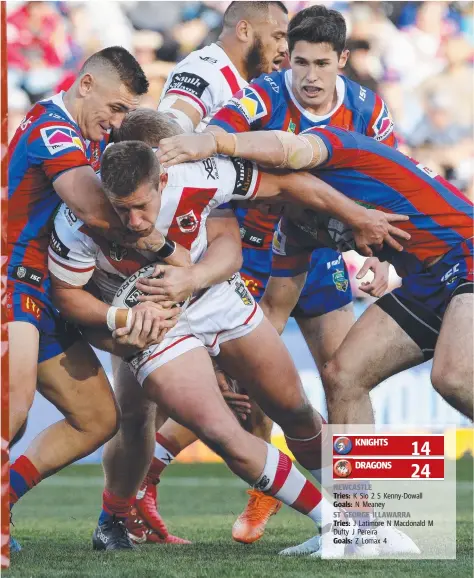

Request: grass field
left=6, top=458, right=473, bottom=578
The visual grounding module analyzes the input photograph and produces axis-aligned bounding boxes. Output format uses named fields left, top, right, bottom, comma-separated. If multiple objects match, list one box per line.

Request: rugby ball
left=112, top=263, right=190, bottom=311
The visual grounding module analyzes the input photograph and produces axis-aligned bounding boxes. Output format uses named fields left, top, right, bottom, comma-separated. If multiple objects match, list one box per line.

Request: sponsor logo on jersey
left=12, top=265, right=44, bottom=287
left=237, top=87, right=267, bottom=122
left=332, top=269, right=349, bottom=292
left=230, top=157, right=253, bottom=197
left=441, top=263, right=460, bottom=283
left=20, top=294, right=42, bottom=320
left=333, top=459, right=352, bottom=478
left=50, top=227, right=70, bottom=259
left=167, top=72, right=209, bottom=99
left=109, top=242, right=128, bottom=262
left=40, top=125, right=85, bottom=155
left=177, top=210, right=199, bottom=233
left=199, top=56, right=218, bottom=64
left=264, top=75, right=280, bottom=93
left=233, top=277, right=253, bottom=306
left=334, top=436, right=352, bottom=455
left=202, top=157, right=219, bottom=180
left=287, top=119, right=296, bottom=133
left=64, top=207, right=78, bottom=226
left=359, top=86, right=367, bottom=102
left=240, top=226, right=264, bottom=248
left=372, top=103, right=394, bottom=142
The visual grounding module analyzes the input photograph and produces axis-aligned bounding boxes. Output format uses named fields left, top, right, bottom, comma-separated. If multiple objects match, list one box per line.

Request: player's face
left=290, top=41, right=349, bottom=112
left=110, top=179, right=162, bottom=237
left=248, top=5, right=288, bottom=77
left=78, top=74, right=140, bottom=141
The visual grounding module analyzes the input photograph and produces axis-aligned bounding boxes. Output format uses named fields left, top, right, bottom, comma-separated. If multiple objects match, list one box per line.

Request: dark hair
left=288, top=5, right=346, bottom=55
left=223, top=1, right=288, bottom=28
left=80, top=46, right=149, bottom=96
left=112, top=109, right=182, bottom=147
left=101, top=141, right=160, bottom=198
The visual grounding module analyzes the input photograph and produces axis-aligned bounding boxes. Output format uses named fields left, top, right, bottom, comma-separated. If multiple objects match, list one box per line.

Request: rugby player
left=156, top=4, right=395, bottom=542
left=7, top=47, right=188, bottom=549
left=167, top=123, right=473, bottom=554
left=48, top=111, right=408, bottom=552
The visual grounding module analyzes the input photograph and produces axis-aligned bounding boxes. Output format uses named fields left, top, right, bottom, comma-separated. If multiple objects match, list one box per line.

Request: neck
left=62, top=89, right=81, bottom=126
left=216, top=35, right=250, bottom=81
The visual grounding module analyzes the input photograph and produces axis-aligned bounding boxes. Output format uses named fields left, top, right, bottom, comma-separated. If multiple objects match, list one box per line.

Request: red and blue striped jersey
left=209, top=69, right=396, bottom=250
left=8, top=92, right=106, bottom=293
left=305, top=126, right=473, bottom=274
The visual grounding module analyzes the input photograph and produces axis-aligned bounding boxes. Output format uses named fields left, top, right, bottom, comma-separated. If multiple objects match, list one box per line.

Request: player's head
left=288, top=5, right=349, bottom=111
left=101, top=141, right=163, bottom=236
left=71, top=47, right=149, bottom=142
left=112, top=108, right=183, bottom=147
left=221, top=1, right=288, bottom=78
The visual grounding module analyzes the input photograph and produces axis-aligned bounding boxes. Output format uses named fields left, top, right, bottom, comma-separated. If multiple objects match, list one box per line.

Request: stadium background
left=6, top=0, right=474, bottom=464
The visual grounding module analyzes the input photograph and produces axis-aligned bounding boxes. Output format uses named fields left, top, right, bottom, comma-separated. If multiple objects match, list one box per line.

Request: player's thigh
left=142, top=347, right=239, bottom=439
left=260, top=273, right=307, bottom=334
left=324, top=300, right=424, bottom=393
left=432, top=293, right=473, bottom=385
left=8, top=321, right=39, bottom=410
left=217, top=316, right=308, bottom=417
left=37, top=339, right=119, bottom=434
left=296, top=303, right=355, bottom=371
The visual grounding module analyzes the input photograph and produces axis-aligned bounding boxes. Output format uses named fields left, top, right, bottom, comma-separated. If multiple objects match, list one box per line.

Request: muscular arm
left=53, top=166, right=190, bottom=267
left=136, top=208, right=243, bottom=302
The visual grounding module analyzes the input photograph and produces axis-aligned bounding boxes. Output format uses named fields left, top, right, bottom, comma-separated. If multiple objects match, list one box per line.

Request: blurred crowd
left=6, top=0, right=474, bottom=296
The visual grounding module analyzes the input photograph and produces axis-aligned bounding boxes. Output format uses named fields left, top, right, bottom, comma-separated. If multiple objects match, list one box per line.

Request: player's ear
left=338, top=49, right=350, bottom=69
left=159, top=171, right=168, bottom=189
left=236, top=19, right=252, bottom=43
left=78, top=73, right=94, bottom=97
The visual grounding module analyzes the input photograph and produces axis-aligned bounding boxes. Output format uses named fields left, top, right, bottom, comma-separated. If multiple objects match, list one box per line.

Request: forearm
left=214, top=130, right=285, bottom=167
left=192, top=235, right=243, bottom=290
left=277, top=171, right=370, bottom=228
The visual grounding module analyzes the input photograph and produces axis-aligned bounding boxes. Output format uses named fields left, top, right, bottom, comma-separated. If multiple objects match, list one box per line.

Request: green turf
left=6, top=459, right=473, bottom=578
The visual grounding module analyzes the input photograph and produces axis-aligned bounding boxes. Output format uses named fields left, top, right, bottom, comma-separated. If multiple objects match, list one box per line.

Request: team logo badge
left=333, top=269, right=349, bottom=292
left=177, top=210, right=199, bottom=233
left=287, top=120, right=296, bottom=133
left=16, top=266, right=26, bottom=279
left=372, top=103, right=394, bottom=142
left=334, top=436, right=352, bottom=455
left=334, top=459, right=352, bottom=478
left=40, top=125, right=85, bottom=155
left=238, top=87, right=267, bottom=122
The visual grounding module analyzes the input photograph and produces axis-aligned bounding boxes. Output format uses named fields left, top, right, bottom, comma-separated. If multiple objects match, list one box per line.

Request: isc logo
left=441, top=263, right=459, bottom=283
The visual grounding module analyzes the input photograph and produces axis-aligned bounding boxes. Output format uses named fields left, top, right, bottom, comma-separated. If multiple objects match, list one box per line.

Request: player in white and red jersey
left=48, top=110, right=408, bottom=552
left=158, top=1, right=288, bottom=133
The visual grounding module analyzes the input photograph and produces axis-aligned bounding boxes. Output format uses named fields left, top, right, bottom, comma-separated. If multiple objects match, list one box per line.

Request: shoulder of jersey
left=341, top=76, right=393, bottom=140
left=166, top=157, right=225, bottom=188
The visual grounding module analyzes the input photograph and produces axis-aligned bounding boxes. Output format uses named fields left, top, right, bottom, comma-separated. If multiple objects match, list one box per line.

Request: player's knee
left=322, top=358, right=357, bottom=402
left=431, top=361, right=467, bottom=399
left=197, top=418, right=242, bottom=459
left=71, top=399, right=121, bottom=445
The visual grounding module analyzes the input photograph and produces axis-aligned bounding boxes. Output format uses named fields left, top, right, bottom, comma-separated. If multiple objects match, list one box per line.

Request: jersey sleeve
left=48, top=203, right=98, bottom=287
left=209, top=73, right=282, bottom=133
left=366, top=95, right=397, bottom=147
left=27, top=121, right=90, bottom=181
left=215, top=156, right=262, bottom=203
left=159, top=58, right=223, bottom=123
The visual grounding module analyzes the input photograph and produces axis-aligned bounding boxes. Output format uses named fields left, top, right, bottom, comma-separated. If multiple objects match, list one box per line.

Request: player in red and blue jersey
left=189, top=122, right=472, bottom=556
left=7, top=47, right=156, bottom=548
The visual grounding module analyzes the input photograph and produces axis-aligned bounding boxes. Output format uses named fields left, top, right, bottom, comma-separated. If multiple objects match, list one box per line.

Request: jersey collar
left=284, top=70, right=346, bottom=122
left=47, top=91, right=78, bottom=126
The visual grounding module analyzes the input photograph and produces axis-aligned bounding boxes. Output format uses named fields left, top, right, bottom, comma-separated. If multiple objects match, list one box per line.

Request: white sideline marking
left=43, top=476, right=247, bottom=488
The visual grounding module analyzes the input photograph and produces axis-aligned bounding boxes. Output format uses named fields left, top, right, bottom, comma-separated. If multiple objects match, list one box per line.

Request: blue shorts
left=393, top=237, right=473, bottom=317
left=240, top=246, right=352, bottom=318
left=6, top=278, right=80, bottom=364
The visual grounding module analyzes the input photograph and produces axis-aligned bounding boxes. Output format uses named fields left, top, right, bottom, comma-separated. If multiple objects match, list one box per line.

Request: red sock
left=10, top=455, right=42, bottom=507
left=101, top=489, right=134, bottom=520
left=255, top=444, right=324, bottom=524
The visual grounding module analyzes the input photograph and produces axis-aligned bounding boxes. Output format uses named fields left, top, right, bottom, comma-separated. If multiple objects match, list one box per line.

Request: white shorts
left=127, top=273, right=264, bottom=386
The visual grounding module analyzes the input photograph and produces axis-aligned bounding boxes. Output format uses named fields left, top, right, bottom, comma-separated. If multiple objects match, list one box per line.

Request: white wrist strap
left=106, top=306, right=132, bottom=332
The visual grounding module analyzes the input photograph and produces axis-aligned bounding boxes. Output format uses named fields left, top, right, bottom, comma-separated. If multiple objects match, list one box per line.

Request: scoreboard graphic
left=322, top=426, right=456, bottom=560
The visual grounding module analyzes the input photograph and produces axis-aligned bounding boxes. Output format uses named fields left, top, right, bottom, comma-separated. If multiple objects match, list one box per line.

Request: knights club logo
left=334, top=436, right=352, bottom=455
left=176, top=210, right=199, bottom=233
left=333, top=459, right=352, bottom=478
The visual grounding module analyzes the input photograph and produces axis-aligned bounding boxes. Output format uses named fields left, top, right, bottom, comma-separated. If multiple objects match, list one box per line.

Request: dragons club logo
left=334, top=459, right=352, bottom=478
left=333, top=436, right=352, bottom=455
